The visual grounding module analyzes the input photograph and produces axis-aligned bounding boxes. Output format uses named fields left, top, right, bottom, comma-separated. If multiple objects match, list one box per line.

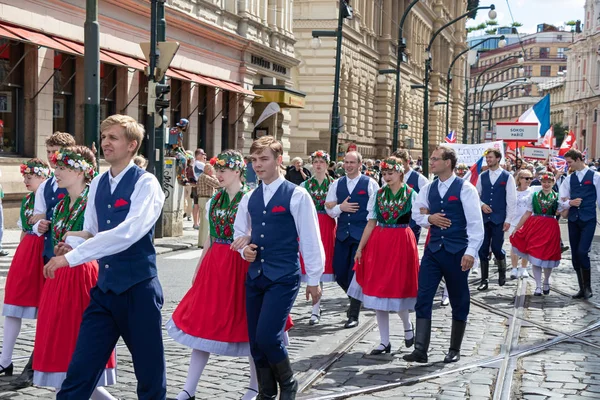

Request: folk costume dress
left=33, top=187, right=116, bottom=389
left=300, top=175, right=335, bottom=282
left=348, top=184, right=419, bottom=311
left=3, top=192, right=45, bottom=319
left=510, top=190, right=562, bottom=269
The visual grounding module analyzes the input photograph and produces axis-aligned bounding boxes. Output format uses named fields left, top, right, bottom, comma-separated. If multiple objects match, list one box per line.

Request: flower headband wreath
left=310, top=150, right=331, bottom=164
left=50, top=149, right=95, bottom=179
left=379, top=158, right=403, bottom=173
left=20, top=160, right=50, bottom=178
left=539, top=172, right=555, bottom=181
left=210, top=152, right=246, bottom=172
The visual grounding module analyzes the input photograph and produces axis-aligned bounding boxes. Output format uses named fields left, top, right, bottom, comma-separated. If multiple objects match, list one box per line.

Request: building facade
left=565, top=0, right=600, bottom=157
left=539, top=76, right=567, bottom=127
left=291, top=0, right=470, bottom=160
left=468, top=28, right=569, bottom=142
left=0, top=0, right=303, bottom=226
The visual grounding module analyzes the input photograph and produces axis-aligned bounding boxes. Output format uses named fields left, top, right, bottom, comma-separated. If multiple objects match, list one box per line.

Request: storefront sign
left=443, top=140, right=505, bottom=166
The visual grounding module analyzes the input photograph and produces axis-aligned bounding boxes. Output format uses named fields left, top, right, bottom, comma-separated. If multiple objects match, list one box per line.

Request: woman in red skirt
left=300, top=150, right=336, bottom=325
left=348, top=157, right=419, bottom=355
left=0, top=159, right=50, bottom=375
left=510, top=172, right=564, bottom=296
left=32, top=147, right=116, bottom=398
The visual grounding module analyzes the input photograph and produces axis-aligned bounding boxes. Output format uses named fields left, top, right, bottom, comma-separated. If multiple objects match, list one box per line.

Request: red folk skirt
left=510, top=215, right=561, bottom=268
left=4, top=234, right=45, bottom=309
left=300, top=212, right=336, bottom=282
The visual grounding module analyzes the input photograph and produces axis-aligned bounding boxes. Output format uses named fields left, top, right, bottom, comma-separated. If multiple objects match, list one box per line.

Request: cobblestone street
left=0, top=222, right=599, bottom=399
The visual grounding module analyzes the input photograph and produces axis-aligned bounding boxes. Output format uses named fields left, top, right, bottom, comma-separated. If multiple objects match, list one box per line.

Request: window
left=53, top=53, right=76, bottom=134
left=559, top=66, right=567, bottom=73
left=558, top=48, right=567, bottom=58
left=197, top=85, right=208, bottom=149
left=540, top=47, right=550, bottom=58
left=541, top=65, right=552, bottom=77
left=0, top=39, right=25, bottom=154
left=100, top=63, right=117, bottom=121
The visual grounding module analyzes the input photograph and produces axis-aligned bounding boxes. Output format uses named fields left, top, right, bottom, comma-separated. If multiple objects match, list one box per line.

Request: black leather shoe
left=271, top=357, right=298, bottom=400
left=167, top=390, right=195, bottom=400
left=0, top=363, right=13, bottom=376
left=256, top=366, right=278, bottom=399
left=572, top=269, right=585, bottom=299
left=405, top=323, right=414, bottom=348
left=402, top=318, right=431, bottom=363
left=444, top=320, right=467, bottom=363
left=561, top=245, right=570, bottom=253
left=344, top=317, right=359, bottom=329
left=11, top=353, right=33, bottom=389
left=370, top=343, right=391, bottom=355
left=543, top=283, right=550, bottom=295
left=477, top=280, right=488, bottom=291
left=498, top=259, right=507, bottom=287
left=477, top=260, right=489, bottom=291
left=583, top=269, right=593, bottom=300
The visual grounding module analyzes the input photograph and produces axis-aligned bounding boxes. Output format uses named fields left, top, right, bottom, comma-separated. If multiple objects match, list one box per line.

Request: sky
left=466, top=0, right=587, bottom=35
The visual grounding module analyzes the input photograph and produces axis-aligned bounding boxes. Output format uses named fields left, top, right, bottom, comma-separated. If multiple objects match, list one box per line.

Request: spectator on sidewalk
left=285, top=157, right=311, bottom=185
left=191, top=149, right=207, bottom=227
left=196, top=164, right=220, bottom=247
left=245, top=156, right=258, bottom=189
left=184, top=156, right=197, bottom=222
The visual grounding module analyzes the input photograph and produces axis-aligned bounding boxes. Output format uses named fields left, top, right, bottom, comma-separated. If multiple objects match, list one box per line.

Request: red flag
left=541, top=126, right=553, bottom=149
left=558, top=130, right=576, bottom=156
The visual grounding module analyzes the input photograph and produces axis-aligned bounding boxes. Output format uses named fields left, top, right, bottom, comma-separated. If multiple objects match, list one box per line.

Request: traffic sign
left=140, top=41, right=180, bottom=81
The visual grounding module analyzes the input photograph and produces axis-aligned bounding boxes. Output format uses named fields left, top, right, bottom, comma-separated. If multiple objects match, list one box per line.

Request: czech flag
left=445, top=130, right=457, bottom=143
left=518, top=94, right=551, bottom=138
left=468, top=156, right=484, bottom=186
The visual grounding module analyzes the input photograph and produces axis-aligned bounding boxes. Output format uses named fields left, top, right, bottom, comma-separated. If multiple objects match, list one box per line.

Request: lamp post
left=445, top=35, right=506, bottom=142
left=485, top=85, right=526, bottom=130
left=422, top=4, right=497, bottom=176
left=470, top=53, right=524, bottom=143
left=311, top=0, right=353, bottom=159
left=84, top=0, right=100, bottom=170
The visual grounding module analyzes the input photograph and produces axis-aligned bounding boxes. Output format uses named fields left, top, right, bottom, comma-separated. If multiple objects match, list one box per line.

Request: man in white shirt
left=44, top=115, right=167, bottom=399
left=475, top=149, right=517, bottom=291
left=559, top=149, right=600, bottom=299
left=234, top=136, right=323, bottom=400
left=404, top=146, right=484, bottom=364
left=325, top=151, right=379, bottom=329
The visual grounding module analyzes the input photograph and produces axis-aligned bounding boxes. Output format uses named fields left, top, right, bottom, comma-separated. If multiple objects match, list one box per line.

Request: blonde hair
left=515, top=169, right=532, bottom=187
left=133, top=155, right=148, bottom=169
left=100, top=114, right=145, bottom=153
left=250, top=136, right=283, bottom=158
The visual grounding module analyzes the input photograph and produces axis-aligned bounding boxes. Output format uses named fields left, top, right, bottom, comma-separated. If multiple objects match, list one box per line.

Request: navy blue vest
left=480, top=169, right=509, bottom=225
left=95, top=166, right=157, bottom=294
left=406, top=170, right=421, bottom=192
left=42, top=177, right=68, bottom=259
left=248, top=180, right=300, bottom=281
left=427, top=178, right=469, bottom=254
left=336, top=175, right=370, bottom=241
left=569, top=169, right=597, bottom=222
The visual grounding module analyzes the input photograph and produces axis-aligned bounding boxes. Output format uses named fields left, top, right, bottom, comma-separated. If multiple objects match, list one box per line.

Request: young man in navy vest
left=234, top=136, right=324, bottom=400
left=560, top=149, right=600, bottom=299
left=43, top=115, right=167, bottom=399
left=394, top=149, right=429, bottom=243
left=11, top=132, right=76, bottom=389
left=404, top=146, right=484, bottom=364
left=325, top=151, right=379, bottom=329
left=475, top=149, right=516, bottom=291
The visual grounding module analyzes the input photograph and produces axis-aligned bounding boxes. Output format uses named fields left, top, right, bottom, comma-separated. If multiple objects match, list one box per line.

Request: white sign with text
left=443, top=140, right=505, bottom=166
left=495, top=122, right=539, bottom=141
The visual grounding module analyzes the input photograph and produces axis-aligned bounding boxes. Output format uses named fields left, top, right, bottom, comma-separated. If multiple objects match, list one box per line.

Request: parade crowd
left=0, top=113, right=597, bottom=400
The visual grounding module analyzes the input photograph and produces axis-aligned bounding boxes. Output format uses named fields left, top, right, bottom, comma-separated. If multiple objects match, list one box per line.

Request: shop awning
left=101, top=50, right=147, bottom=71
left=252, top=85, right=306, bottom=108
left=0, top=22, right=81, bottom=55
left=52, top=37, right=124, bottom=65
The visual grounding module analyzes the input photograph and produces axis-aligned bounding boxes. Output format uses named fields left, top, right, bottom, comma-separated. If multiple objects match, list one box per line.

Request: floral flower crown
left=50, top=149, right=95, bottom=179
left=210, top=152, right=246, bottom=172
left=20, top=161, right=50, bottom=178
left=379, top=158, right=403, bottom=172
left=310, top=150, right=330, bottom=164
left=540, top=172, right=555, bottom=181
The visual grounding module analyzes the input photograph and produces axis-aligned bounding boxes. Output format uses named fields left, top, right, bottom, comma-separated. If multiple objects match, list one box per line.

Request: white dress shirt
left=558, top=167, right=600, bottom=210
left=233, top=176, right=325, bottom=286
left=404, top=169, right=430, bottom=191
left=412, top=174, right=484, bottom=258
left=31, top=176, right=58, bottom=236
left=64, top=162, right=165, bottom=267
left=475, top=167, right=517, bottom=224
left=325, top=174, right=380, bottom=219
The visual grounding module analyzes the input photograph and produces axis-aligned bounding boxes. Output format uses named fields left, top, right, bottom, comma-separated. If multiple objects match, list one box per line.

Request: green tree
left=486, top=20, right=499, bottom=27
left=553, top=123, right=568, bottom=146
left=467, top=22, right=487, bottom=34
left=511, top=22, right=523, bottom=28
left=467, top=0, right=481, bottom=18
left=485, top=28, right=498, bottom=35
left=565, top=20, right=577, bottom=32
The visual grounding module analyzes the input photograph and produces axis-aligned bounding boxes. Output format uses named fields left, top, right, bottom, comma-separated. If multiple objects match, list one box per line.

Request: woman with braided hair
left=348, top=157, right=419, bottom=355
left=32, top=146, right=116, bottom=399
left=0, top=159, right=50, bottom=376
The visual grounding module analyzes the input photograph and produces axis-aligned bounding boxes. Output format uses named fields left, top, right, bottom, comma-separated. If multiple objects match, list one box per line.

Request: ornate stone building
left=565, top=0, right=600, bottom=157
left=292, top=0, right=470, bottom=160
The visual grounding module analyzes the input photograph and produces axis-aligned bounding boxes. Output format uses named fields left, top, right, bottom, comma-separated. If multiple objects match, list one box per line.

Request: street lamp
left=422, top=4, right=498, bottom=176
left=311, top=0, right=353, bottom=159
left=478, top=79, right=528, bottom=140
left=444, top=35, right=506, bottom=143
left=486, top=85, right=527, bottom=129
left=470, top=53, right=524, bottom=143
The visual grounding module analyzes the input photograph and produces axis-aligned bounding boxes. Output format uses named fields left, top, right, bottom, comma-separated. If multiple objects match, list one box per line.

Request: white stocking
left=375, top=310, right=390, bottom=348
left=90, top=387, right=117, bottom=400
left=178, top=349, right=210, bottom=399
left=442, top=285, right=449, bottom=300
left=0, top=316, right=21, bottom=367
left=241, top=357, right=259, bottom=400
left=532, top=265, right=542, bottom=289
left=543, top=268, right=552, bottom=285
left=311, top=282, right=324, bottom=315
left=398, top=310, right=413, bottom=340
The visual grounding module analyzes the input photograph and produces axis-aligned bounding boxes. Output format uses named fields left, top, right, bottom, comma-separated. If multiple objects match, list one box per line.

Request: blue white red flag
left=445, top=130, right=457, bottom=144
left=468, top=156, right=484, bottom=186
